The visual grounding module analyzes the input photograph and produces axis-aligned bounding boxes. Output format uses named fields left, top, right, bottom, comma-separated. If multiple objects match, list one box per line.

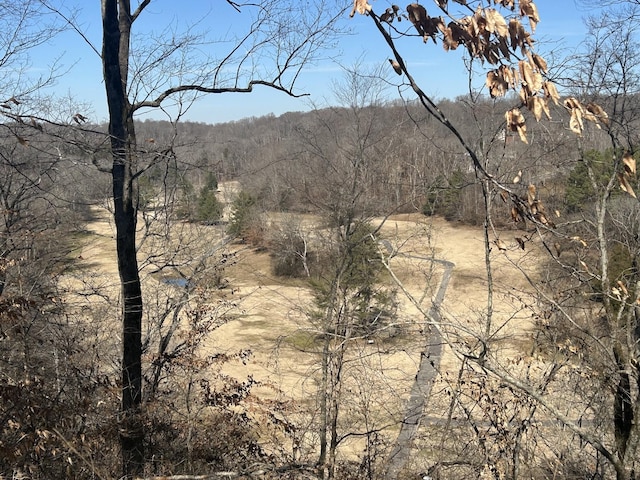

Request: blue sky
left=29, top=0, right=593, bottom=125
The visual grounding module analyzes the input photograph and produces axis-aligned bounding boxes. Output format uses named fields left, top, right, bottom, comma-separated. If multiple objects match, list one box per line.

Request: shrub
left=269, top=220, right=314, bottom=278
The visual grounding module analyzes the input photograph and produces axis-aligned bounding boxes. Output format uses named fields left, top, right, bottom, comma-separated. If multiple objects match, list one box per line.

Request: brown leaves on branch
left=528, top=188, right=554, bottom=228
left=356, top=2, right=557, bottom=141
left=504, top=177, right=556, bottom=229
left=361, top=1, right=538, bottom=64
left=619, top=151, right=637, bottom=199
left=563, top=97, right=609, bottom=135
left=505, top=108, right=527, bottom=143
left=623, top=151, right=636, bottom=176
left=406, top=3, right=443, bottom=43
left=519, top=0, right=539, bottom=31
left=353, top=1, right=614, bottom=144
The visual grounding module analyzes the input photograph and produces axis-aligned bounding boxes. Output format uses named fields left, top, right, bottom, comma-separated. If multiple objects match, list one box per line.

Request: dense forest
left=4, top=0, right=640, bottom=479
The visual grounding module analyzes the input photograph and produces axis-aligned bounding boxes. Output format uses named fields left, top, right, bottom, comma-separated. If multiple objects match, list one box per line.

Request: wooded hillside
left=3, top=1, right=640, bottom=479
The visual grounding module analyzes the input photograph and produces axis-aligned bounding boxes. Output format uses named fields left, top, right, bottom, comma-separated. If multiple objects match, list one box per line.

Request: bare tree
left=97, top=1, right=343, bottom=476
left=349, top=1, right=635, bottom=478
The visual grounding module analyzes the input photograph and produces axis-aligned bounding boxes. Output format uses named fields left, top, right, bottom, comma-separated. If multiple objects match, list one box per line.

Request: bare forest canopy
left=127, top=95, right=628, bottom=223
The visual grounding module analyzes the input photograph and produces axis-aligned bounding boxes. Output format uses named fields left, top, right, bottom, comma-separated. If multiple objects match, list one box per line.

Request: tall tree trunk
left=102, top=0, right=144, bottom=477
left=613, top=347, right=633, bottom=463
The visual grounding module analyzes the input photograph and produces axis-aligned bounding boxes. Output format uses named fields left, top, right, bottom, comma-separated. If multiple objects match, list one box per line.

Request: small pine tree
left=195, top=173, right=222, bottom=223
left=565, top=150, right=613, bottom=213
left=227, top=190, right=258, bottom=239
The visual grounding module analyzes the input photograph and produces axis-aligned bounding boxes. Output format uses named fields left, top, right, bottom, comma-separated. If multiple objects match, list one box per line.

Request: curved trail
left=383, top=249, right=455, bottom=480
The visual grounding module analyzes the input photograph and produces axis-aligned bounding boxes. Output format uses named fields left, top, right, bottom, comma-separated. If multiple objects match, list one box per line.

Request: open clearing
left=71, top=206, right=542, bottom=462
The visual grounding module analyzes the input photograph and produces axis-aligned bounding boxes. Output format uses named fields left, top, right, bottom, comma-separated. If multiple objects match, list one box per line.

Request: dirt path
left=384, top=256, right=453, bottom=479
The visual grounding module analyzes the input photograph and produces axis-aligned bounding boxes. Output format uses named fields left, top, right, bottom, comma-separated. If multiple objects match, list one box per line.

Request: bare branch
left=132, top=80, right=308, bottom=112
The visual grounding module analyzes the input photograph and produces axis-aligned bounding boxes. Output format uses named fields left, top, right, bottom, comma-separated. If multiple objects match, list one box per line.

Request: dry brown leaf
left=529, top=63, right=543, bottom=92
left=505, top=108, right=528, bottom=143
left=518, top=86, right=528, bottom=103
left=519, top=59, right=542, bottom=92
left=510, top=205, right=522, bottom=222
left=442, top=26, right=458, bottom=50
left=508, top=18, right=533, bottom=52
left=15, top=134, right=28, bottom=146
left=532, top=53, right=547, bottom=73
left=527, top=184, right=537, bottom=206
left=515, top=237, right=525, bottom=250
left=513, top=170, right=522, bottom=183
left=527, top=96, right=551, bottom=121
left=494, top=238, right=508, bottom=251
left=493, top=64, right=518, bottom=90
left=553, top=242, right=562, bottom=257
left=471, top=7, right=483, bottom=36
left=350, top=0, right=372, bottom=17
left=500, top=190, right=509, bottom=202
left=380, top=8, right=396, bottom=23
left=508, top=18, right=521, bottom=49
left=536, top=211, right=553, bottom=227
left=543, top=81, right=560, bottom=105
left=486, top=70, right=509, bottom=97
left=623, top=151, right=636, bottom=176
left=494, top=0, right=515, bottom=9
left=497, top=37, right=512, bottom=60
left=485, top=8, right=509, bottom=37
left=585, top=102, right=609, bottom=125
left=617, top=280, right=629, bottom=296
left=564, top=97, right=580, bottom=109
left=406, top=3, right=438, bottom=43
left=483, top=43, right=502, bottom=65
left=72, top=113, right=88, bottom=124
left=389, top=59, right=402, bottom=75
left=569, top=109, right=584, bottom=135
left=564, top=98, right=585, bottom=135
left=571, top=236, right=588, bottom=247
left=619, top=172, right=637, bottom=198
left=582, top=109, right=599, bottom=126
left=520, top=0, right=539, bottom=31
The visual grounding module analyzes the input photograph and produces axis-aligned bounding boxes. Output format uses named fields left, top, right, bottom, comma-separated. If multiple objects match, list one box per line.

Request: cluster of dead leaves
left=563, top=97, right=608, bottom=135
left=367, top=1, right=560, bottom=142
left=501, top=182, right=556, bottom=230
left=354, top=1, right=614, bottom=144
left=376, top=1, right=538, bottom=59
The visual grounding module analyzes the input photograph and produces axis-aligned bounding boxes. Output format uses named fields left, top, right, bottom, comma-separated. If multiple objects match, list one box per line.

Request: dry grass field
left=70, top=203, right=545, bottom=469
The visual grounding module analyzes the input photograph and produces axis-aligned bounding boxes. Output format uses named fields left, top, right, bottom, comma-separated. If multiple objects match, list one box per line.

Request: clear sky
left=28, top=0, right=593, bottom=125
